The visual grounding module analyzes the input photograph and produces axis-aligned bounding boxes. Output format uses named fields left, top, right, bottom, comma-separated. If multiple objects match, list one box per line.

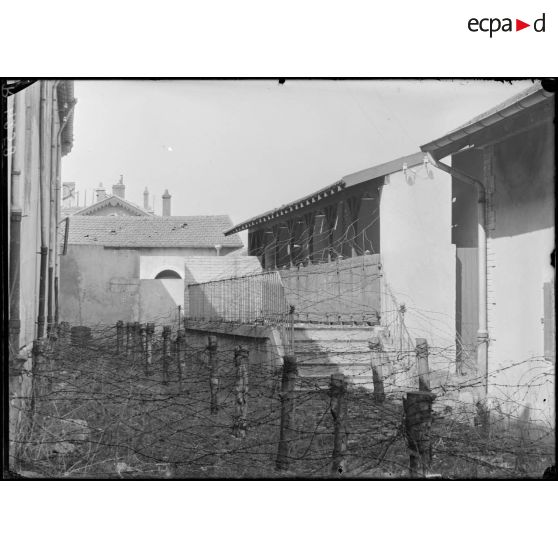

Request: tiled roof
left=68, top=215, right=244, bottom=248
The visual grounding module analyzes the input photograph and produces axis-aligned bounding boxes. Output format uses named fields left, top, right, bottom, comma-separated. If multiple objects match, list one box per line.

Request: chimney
left=143, top=187, right=150, bottom=210
left=162, top=189, right=171, bottom=216
left=112, top=174, right=125, bottom=198
left=96, top=182, right=107, bottom=202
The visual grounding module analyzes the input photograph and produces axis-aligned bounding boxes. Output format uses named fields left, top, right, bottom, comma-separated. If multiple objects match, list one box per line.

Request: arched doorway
left=154, top=269, right=182, bottom=279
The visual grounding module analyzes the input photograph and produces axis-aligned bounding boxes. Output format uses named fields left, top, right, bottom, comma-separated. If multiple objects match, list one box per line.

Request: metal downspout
left=47, top=80, right=59, bottom=337
left=53, top=97, right=76, bottom=327
left=37, top=81, right=48, bottom=338
left=9, top=88, right=23, bottom=356
left=425, top=153, right=488, bottom=397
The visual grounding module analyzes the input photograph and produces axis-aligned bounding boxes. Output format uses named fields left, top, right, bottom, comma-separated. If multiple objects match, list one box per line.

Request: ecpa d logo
left=468, top=13, right=546, bottom=37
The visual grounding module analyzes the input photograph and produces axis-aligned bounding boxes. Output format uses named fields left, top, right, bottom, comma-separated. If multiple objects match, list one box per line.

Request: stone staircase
left=292, top=324, right=415, bottom=392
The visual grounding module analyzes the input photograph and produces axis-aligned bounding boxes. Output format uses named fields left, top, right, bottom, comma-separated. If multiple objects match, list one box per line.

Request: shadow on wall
left=139, top=279, right=183, bottom=326
left=453, top=124, right=554, bottom=242
left=492, top=124, right=554, bottom=238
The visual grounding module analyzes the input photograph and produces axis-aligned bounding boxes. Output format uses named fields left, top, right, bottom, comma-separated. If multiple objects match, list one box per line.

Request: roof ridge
left=74, top=195, right=151, bottom=217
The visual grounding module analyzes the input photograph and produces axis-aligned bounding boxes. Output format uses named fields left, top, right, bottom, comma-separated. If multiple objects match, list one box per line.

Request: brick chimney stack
left=96, top=182, right=107, bottom=202
left=143, top=187, right=150, bottom=210
left=112, top=174, right=125, bottom=198
left=162, top=189, right=171, bottom=216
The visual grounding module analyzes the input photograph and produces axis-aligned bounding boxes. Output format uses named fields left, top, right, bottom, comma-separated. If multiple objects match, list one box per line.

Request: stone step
left=293, top=323, right=377, bottom=329
left=295, top=352, right=413, bottom=372
left=294, top=339, right=372, bottom=352
left=295, top=351, right=371, bottom=365
left=295, top=369, right=412, bottom=392
left=294, top=375, right=377, bottom=391
left=293, top=328, right=377, bottom=342
left=297, top=362, right=371, bottom=377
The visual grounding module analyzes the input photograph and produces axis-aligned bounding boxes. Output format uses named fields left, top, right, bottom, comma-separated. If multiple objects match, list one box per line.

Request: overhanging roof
left=343, top=152, right=425, bottom=187
left=225, top=151, right=425, bottom=235
left=56, top=80, right=76, bottom=157
left=421, top=83, right=554, bottom=158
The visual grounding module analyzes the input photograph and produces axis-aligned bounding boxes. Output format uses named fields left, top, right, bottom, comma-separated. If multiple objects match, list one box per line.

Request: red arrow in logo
left=516, top=19, right=530, bottom=31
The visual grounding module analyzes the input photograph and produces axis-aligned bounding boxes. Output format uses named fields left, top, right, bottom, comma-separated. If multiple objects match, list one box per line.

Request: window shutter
left=543, top=281, right=555, bottom=363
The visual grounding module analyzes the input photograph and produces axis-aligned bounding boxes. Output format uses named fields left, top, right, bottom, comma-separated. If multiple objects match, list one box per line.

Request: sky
left=62, top=79, right=534, bottom=243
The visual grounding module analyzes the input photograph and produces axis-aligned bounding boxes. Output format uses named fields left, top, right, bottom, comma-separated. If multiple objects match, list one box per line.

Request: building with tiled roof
left=62, top=176, right=152, bottom=218
left=68, top=215, right=243, bottom=249
left=60, top=178, right=246, bottom=325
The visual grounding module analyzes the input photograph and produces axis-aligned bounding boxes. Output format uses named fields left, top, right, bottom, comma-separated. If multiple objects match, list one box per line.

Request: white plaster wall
left=485, top=126, right=555, bottom=424
left=161, top=278, right=185, bottom=305
left=10, top=82, right=61, bottom=350
left=140, top=255, right=187, bottom=279
left=380, top=164, right=456, bottom=373
left=139, top=249, right=243, bottom=279
left=488, top=227, right=555, bottom=424
left=139, top=247, right=237, bottom=258
left=139, top=256, right=189, bottom=316
left=140, top=254, right=262, bottom=313
left=183, top=256, right=263, bottom=284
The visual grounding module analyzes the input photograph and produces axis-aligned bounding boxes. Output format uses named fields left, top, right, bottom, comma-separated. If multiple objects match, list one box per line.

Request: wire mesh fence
left=188, top=271, right=290, bottom=325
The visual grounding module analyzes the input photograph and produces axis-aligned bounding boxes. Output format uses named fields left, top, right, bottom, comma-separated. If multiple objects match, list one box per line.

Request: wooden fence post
left=57, top=321, right=70, bottom=349
left=145, top=322, right=154, bottom=374
left=133, top=322, right=140, bottom=356
left=475, top=399, right=491, bottom=441
left=32, top=338, right=49, bottom=397
left=176, top=329, right=185, bottom=390
left=369, top=336, right=385, bottom=403
left=162, top=326, right=171, bottom=386
left=133, top=322, right=140, bottom=357
left=207, top=335, right=219, bottom=414
left=32, top=338, right=48, bottom=375
left=276, top=354, right=297, bottom=471
left=70, top=326, right=91, bottom=348
left=116, top=320, right=124, bottom=355
left=403, top=391, right=436, bottom=477
left=233, top=345, right=249, bottom=438
left=288, top=305, right=295, bottom=355
left=415, top=338, right=431, bottom=392
left=126, top=322, right=132, bottom=358
left=139, top=323, right=146, bottom=363
left=330, top=372, right=348, bottom=476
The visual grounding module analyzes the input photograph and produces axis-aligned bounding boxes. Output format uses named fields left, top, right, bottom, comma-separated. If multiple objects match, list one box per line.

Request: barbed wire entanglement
left=8, top=207, right=555, bottom=478
left=9, top=310, right=555, bottom=478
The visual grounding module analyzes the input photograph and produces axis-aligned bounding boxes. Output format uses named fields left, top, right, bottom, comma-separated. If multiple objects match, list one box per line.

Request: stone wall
left=60, top=245, right=141, bottom=325
left=182, top=320, right=285, bottom=376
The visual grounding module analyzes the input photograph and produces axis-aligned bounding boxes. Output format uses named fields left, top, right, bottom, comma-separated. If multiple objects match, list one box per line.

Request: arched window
left=154, top=269, right=182, bottom=279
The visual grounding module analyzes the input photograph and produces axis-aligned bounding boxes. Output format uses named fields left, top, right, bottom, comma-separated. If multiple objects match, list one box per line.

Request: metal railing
left=188, top=271, right=291, bottom=325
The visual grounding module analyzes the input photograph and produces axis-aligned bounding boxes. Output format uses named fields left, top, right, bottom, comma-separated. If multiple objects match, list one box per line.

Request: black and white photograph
left=3, top=78, right=555, bottom=480
left=2, top=3, right=557, bottom=557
